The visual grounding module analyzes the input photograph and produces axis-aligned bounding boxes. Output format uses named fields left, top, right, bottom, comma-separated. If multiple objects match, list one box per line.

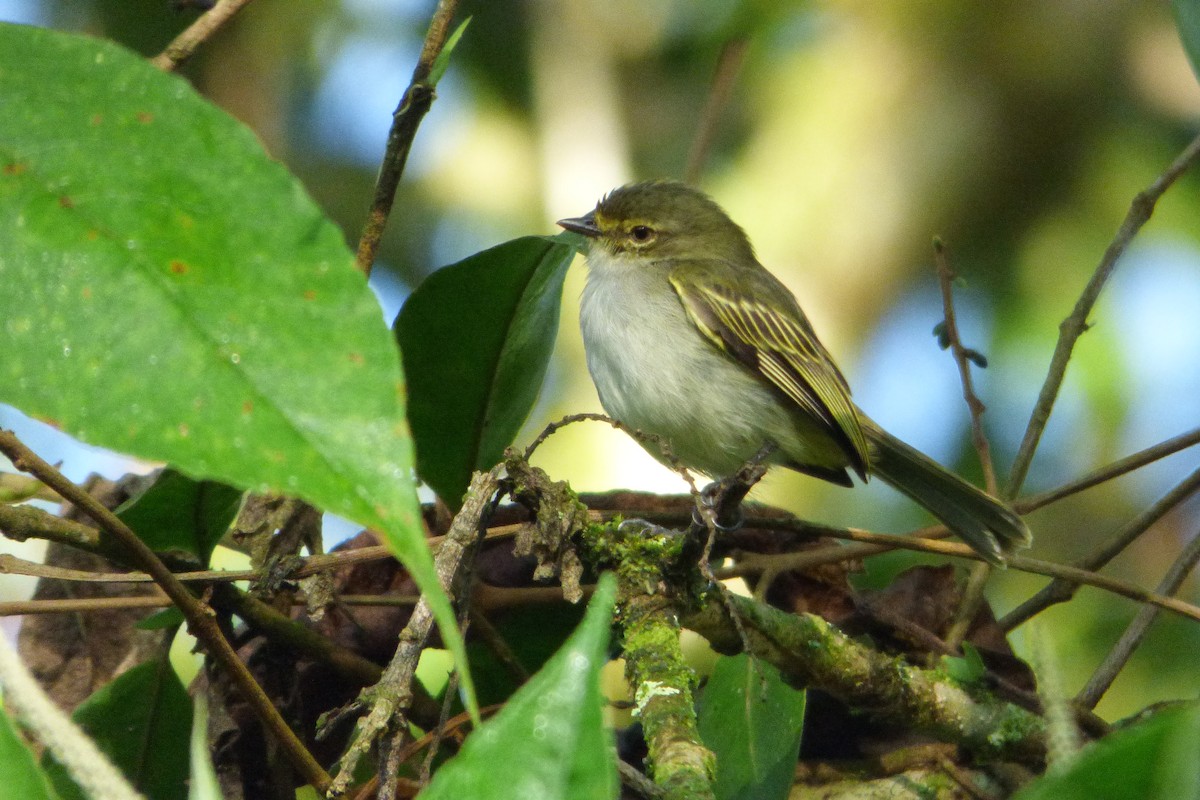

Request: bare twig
left=354, top=0, right=462, bottom=277
left=683, top=37, right=750, bottom=184
left=932, top=238, right=997, bottom=494
left=0, top=430, right=332, bottom=793
left=932, top=238, right=1000, bottom=651
left=0, top=595, right=171, bottom=616
left=1001, top=465, right=1200, bottom=630
left=1017, top=427, right=1200, bottom=511
left=1006, top=130, right=1200, bottom=499
left=1075, top=527, right=1200, bottom=710
left=151, top=0, right=257, bottom=71
left=719, top=523, right=1200, bottom=625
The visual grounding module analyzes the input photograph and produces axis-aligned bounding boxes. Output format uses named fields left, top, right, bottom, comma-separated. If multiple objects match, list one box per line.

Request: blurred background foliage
left=2, top=0, right=1199, bottom=723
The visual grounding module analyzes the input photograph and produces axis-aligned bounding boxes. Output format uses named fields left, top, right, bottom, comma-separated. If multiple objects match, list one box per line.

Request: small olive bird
left=558, top=180, right=1030, bottom=564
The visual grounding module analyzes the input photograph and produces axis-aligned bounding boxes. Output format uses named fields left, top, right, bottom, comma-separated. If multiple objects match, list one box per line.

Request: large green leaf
left=0, top=709, right=58, bottom=800
left=1013, top=702, right=1200, bottom=800
left=43, top=660, right=192, bottom=800
left=396, top=235, right=576, bottom=508
left=1173, top=0, right=1200, bottom=83
left=0, top=23, right=469, bottom=706
left=116, top=469, right=241, bottom=564
left=420, top=573, right=618, bottom=800
left=697, top=654, right=806, bottom=800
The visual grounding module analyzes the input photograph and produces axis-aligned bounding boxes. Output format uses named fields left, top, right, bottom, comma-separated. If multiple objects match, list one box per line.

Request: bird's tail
left=866, top=425, right=1031, bottom=565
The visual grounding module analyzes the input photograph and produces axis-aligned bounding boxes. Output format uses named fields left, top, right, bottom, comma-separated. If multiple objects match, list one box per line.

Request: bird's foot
left=692, top=480, right=745, bottom=532
left=617, top=518, right=677, bottom=538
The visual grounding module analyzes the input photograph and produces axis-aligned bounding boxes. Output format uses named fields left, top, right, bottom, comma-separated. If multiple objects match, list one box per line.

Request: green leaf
left=1013, top=702, right=1200, bottom=800
left=429, top=17, right=471, bottom=87
left=188, top=695, right=222, bottom=800
left=0, top=709, right=59, bottom=800
left=135, top=607, right=185, bottom=630
left=697, top=654, right=806, bottom=800
left=396, top=235, right=576, bottom=508
left=116, top=469, right=241, bottom=564
left=0, top=23, right=471, bottom=712
left=1172, top=0, right=1200, bottom=84
left=421, top=573, right=618, bottom=800
left=43, top=660, right=192, bottom=800
left=941, top=641, right=986, bottom=684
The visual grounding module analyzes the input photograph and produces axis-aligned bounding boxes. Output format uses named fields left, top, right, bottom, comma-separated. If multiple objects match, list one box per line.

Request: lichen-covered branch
left=621, top=579, right=715, bottom=800
left=684, top=590, right=1046, bottom=765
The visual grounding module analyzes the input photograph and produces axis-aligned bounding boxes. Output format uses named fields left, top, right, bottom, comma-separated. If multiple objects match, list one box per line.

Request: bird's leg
left=691, top=441, right=777, bottom=532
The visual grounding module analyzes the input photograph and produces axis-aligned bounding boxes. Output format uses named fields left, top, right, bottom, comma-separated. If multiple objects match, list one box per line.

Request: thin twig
left=151, top=0, right=257, bottom=71
left=1005, top=130, right=1200, bottom=499
left=0, top=430, right=332, bottom=793
left=932, top=238, right=997, bottom=494
left=0, top=595, right=171, bottom=616
left=0, top=510, right=524, bottom=585
left=325, top=466, right=501, bottom=797
left=1001, top=465, right=1200, bottom=630
left=719, top=524, right=1200, bottom=625
left=1017, top=426, right=1200, bottom=511
left=354, top=0, right=462, bottom=277
left=683, top=37, right=749, bottom=184
left=1075, top=527, right=1200, bottom=710
left=932, top=238, right=1000, bottom=652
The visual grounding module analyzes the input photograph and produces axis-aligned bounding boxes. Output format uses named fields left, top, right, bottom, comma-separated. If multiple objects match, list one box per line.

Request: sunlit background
left=2, top=0, right=1200, bottom=722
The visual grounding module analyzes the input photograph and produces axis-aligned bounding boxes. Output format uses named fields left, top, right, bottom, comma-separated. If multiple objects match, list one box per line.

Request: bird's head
left=558, top=180, right=755, bottom=263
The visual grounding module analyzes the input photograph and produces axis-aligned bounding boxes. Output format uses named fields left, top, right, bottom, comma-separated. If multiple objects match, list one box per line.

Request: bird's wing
left=669, top=262, right=870, bottom=479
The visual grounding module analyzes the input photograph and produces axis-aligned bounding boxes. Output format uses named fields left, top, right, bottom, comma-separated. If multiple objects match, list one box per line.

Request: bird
left=557, top=180, right=1030, bottom=565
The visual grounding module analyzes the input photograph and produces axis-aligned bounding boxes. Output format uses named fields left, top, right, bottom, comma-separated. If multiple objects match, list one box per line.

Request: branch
left=1000, top=465, right=1200, bottom=630
left=353, top=0, right=463, bottom=277
left=684, top=591, right=1046, bottom=764
left=932, top=238, right=997, bottom=494
left=620, top=575, right=715, bottom=800
left=151, top=0, right=257, bottom=72
left=683, top=37, right=749, bottom=184
left=0, top=430, right=332, bottom=793
left=1075, top=526, right=1200, bottom=710
left=0, top=502, right=105, bottom=553
left=1016, top=426, right=1200, bottom=511
left=1005, top=130, right=1200, bottom=498
left=932, top=238, right=1001, bottom=651
left=721, top=522, right=1200, bottom=625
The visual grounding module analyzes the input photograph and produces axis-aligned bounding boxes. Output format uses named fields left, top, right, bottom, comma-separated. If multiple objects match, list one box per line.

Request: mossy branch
left=683, top=590, right=1046, bottom=765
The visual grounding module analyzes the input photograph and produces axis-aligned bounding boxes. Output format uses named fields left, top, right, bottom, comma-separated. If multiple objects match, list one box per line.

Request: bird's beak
left=556, top=213, right=600, bottom=238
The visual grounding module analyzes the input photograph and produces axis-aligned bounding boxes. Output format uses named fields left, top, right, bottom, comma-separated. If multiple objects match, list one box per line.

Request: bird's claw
left=692, top=481, right=745, bottom=532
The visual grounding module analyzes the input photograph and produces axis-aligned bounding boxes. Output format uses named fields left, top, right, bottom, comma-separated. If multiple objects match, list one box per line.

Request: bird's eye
left=630, top=225, right=654, bottom=242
